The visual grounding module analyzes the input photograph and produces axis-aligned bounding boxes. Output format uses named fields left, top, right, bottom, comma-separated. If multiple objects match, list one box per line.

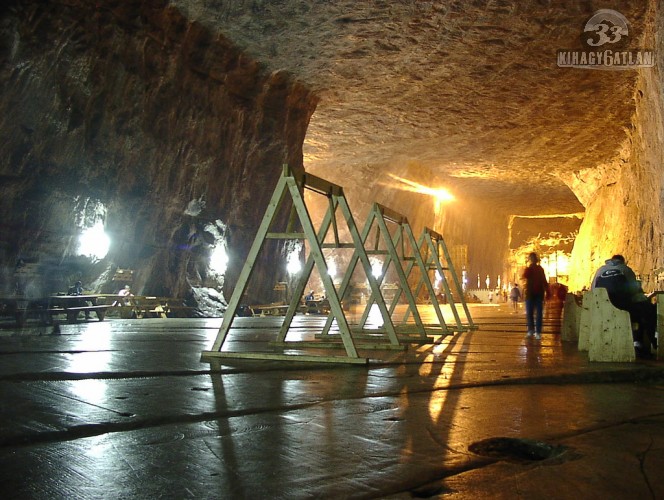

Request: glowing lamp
left=287, top=249, right=301, bottom=275
left=210, top=245, right=229, bottom=275
left=78, top=222, right=110, bottom=260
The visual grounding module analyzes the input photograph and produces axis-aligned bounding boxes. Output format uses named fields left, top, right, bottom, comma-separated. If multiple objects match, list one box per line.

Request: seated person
left=67, top=280, right=90, bottom=319
left=67, top=280, right=84, bottom=296
left=591, top=254, right=657, bottom=357
left=114, top=285, right=134, bottom=306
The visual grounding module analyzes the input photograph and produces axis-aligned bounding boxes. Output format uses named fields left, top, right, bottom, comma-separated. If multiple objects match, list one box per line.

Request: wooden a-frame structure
left=399, top=227, right=475, bottom=332
left=202, top=166, right=403, bottom=364
left=421, top=227, right=475, bottom=330
left=353, top=204, right=460, bottom=342
left=314, top=203, right=431, bottom=344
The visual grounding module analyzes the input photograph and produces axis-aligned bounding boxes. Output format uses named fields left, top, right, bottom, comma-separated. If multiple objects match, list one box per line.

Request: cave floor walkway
left=1, top=303, right=664, bottom=499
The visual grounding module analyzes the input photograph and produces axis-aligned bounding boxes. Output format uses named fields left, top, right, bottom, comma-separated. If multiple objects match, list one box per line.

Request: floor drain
left=469, top=437, right=568, bottom=462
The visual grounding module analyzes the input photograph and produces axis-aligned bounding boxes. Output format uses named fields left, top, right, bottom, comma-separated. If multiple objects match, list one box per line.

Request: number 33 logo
left=586, top=23, right=627, bottom=46
left=583, top=9, right=630, bottom=47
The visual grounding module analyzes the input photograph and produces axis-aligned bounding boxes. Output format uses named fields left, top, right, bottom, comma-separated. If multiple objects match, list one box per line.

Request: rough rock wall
left=567, top=3, right=664, bottom=292
left=0, top=0, right=316, bottom=303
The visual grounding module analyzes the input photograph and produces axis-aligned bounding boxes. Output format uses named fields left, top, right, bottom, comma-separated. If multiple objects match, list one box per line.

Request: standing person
left=509, top=283, right=522, bottom=312
left=522, top=252, right=550, bottom=339
left=591, top=254, right=656, bottom=358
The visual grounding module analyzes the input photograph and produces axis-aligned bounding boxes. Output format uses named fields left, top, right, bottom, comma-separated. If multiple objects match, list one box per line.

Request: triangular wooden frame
left=350, top=203, right=440, bottom=343
left=202, top=166, right=400, bottom=364
left=356, top=206, right=477, bottom=341
left=421, top=227, right=475, bottom=331
left=270, top=176, right=404, bottom=351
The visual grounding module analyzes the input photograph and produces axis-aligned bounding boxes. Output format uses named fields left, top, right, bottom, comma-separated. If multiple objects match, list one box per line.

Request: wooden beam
left=201, top=351, right=368, bottom=364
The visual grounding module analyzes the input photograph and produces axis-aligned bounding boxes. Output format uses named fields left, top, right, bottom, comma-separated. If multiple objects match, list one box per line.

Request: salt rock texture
left=176, top=0, right=645, bottom=214
left=0, top=0, right=316, bottom=304
left=177, top=0, right=663, bottom=290
left=564, top=4, right=663, bottom=292
left=0, top=0, right=662, bottom=308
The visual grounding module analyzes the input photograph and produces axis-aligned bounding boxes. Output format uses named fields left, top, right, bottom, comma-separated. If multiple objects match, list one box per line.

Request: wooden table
left=47, top=294, right=111, bottom=323
left=0, top=294, right=193, bottom=325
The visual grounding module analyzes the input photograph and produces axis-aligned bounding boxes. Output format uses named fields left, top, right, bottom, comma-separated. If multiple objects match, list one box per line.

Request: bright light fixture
left=287, top=249, right=301, bottom=275
left=371, top=261, right=382, bottom=279
left=388, top=174, right=455, bottom=202
left=78, top=222, right=110, bottom=260
left=210, top=244, right=229, bottom=275
left=328, top=260, right=337, bottom=278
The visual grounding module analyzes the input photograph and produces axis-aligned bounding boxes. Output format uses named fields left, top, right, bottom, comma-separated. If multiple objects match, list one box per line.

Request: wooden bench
left=305, top=299, right=331, bottom=315
left=47, top=295, right=113, bottom=324
left=651, top=292, right=664, bottom=361
left=97, top=295, right=194, bottom=319
left=0, top=297, right=49, bottom=326
left=576, top=288, right=635, bottom=362
left=560, top=293, right=583, bottom=342
left=46, top=305, right=111, bottom=323
left=1, top=294, right=192, bottom=325
left=251, top=303, right=290, bottom=316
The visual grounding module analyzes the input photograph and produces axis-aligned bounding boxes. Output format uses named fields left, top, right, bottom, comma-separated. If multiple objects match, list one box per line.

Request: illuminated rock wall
left=0, top=1, right=316, bottom=303
left=567, top=4, right=664, bottom=292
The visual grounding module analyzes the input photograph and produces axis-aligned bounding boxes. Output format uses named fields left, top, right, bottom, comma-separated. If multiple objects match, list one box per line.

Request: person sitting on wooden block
left=591, top=254, right=657, bottom=358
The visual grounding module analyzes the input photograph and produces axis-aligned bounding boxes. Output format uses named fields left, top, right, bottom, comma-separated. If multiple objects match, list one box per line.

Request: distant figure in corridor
left=591, top=254, right=656, bottom=358
left=522, top=252, right=550, bottom=339
left=509, top=283, right=522, bottom=312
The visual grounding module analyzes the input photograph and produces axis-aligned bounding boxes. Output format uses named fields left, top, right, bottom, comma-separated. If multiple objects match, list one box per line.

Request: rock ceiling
left=174, top=0, right=648, bottom=216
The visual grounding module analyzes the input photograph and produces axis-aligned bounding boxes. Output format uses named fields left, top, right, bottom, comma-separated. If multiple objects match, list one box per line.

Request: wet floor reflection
left=198, top=303, right=569, bottom=494
left=3, top=304, right=660, bottom=497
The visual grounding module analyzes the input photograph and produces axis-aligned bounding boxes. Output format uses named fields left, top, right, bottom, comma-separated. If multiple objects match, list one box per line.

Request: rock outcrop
left=0, top=0, right=317, bottom=308
left=568, top=3, right=664, bottom=291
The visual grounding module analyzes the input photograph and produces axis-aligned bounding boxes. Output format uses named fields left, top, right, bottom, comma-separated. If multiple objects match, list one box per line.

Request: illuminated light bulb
left=287, top=249, right=301, bottom=275
left=371, top=262, right=382, bottom=279
left=78, top=222, right=110, bottom=260
left=209, top=245, right=229, bottom=275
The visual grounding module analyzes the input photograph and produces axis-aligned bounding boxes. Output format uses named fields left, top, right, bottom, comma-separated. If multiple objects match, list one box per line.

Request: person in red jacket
left=522, top=252, right=551, bottom=339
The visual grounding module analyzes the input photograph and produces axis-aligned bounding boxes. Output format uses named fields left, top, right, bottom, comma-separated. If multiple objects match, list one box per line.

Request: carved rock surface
left=175, top=0, right=647, bottom=214
left=174, top=0, right=662, bottom=289
left=0, top=0, right=316, bottom=303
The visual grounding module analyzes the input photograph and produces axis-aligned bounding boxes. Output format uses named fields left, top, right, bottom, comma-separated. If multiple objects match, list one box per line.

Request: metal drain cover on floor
left=469, top=437, right=568, bottom=462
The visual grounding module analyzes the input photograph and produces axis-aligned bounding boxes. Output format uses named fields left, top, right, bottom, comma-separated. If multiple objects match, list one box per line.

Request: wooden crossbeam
left=376, top=203, right=408, bottom=224
left=301, top=170, right=344, bottom=197
left=205, top=165, right=371, bottom=363
left=422, top=228, right=475, bottom=330
left=266, top=232, right=306, bottom=239
left=353, top=203, right=432, bottom=340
